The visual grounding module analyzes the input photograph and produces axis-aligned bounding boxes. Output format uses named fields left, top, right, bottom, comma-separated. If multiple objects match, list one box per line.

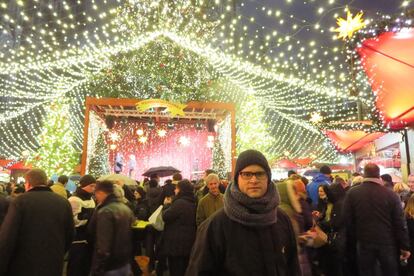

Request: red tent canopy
left=357, top=28, right=414, bottom=129
left=0, top=160, right=32, bottom=170
left=8, top=161, right=32, bottom=170
left=273, top=158, right=299, bottom=170
left=0, top=159, right=13, bottom=168
left=292, top=158, right=314, bottom=167
left=324, top=130, right=384, bottom=153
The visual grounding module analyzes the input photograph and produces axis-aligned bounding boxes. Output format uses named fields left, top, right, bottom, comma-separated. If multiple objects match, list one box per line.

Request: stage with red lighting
left=81, top=97, right=236, bottom=180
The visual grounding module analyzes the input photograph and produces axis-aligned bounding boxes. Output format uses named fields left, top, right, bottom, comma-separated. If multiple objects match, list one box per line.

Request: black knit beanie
left=234, top=150, right=271, bottom=186
left=79, top=174, right=96, bottom=188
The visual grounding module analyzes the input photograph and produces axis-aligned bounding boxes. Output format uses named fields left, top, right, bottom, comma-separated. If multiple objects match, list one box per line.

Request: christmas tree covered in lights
left=237, top=95, right=276, bottom=158
left=88, top=130, right=110, bottom=177
left=89, top=0, right=222, bottom=103
left=212, top=139, right=227, bottom=179
left=26, top=100, right=79, bottom=177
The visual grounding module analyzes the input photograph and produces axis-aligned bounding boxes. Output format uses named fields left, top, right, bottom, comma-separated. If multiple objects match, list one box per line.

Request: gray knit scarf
left=224, top=181, right=279, bottom=227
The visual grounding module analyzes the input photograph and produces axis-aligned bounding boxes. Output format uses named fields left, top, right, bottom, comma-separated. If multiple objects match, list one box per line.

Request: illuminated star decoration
left=335, top=11, right=366, bottom=40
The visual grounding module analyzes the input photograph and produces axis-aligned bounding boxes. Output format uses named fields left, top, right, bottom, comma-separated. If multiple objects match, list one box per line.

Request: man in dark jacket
left=0, top=168, right=74, bottom=276
left=0, top=192, right=9, bottom=227
left=186, top=150, right=300, bottom=276
left=343, top=163, right=411, bottom=276
left=161, top=179, right=197, bottom=276
left=89, top=180, right=134, bottom=276
left=67, top=174, right=97, bottom=276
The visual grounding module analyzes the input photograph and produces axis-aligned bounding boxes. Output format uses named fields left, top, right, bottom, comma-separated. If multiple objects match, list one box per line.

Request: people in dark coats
left=161, top=179, right=197, bottom=276
left=67, top=174, right=97, bottom=276
left=343, top=163, right=411, bottom=276
left=186, top=150, right=300, bottom=276
left=89, top=180, right=135, bottom=276
left=0, top=193, right=9, bottom=227
left=0, top=168, right=74, bottom=276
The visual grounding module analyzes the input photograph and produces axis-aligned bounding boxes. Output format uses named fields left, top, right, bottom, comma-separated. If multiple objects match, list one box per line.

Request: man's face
left=83, top=183, right=96, bottom=194
left=408, top=175, right=414, bottom=192
left=95, top=190, right=107, bottom=204
left=237, top=165, right=268, bottom=198
left=207, top=179, right=220, bottom=196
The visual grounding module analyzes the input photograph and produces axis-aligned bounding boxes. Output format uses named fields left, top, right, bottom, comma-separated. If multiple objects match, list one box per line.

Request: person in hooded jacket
left=160, top=179, right=197, bottom=276
left=186, top=150, right=300, bottom=276
left=278, top=179, right=312, bottom=276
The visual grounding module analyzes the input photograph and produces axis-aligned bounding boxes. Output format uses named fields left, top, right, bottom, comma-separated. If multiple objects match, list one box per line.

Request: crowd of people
left=0, top=149, right=414, bottom=276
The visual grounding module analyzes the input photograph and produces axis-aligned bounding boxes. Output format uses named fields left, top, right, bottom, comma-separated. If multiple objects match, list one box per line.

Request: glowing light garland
left=1, top=0, right=412, bottom=162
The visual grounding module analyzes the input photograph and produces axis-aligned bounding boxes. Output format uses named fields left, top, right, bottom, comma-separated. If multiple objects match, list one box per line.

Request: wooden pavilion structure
left=81, top=97, right=236, bottom=175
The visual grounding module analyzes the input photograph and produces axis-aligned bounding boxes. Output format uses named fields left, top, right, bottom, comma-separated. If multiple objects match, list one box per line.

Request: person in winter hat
left=67, top=174, right=97, bottom=276
left=186, top=150, right=300, bottom=276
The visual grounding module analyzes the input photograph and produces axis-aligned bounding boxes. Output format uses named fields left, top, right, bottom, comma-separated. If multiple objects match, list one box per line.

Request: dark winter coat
left=147, top=187, right=163, bottom=214
left=0, top=193, right=9, bottom=227
left=185, top=208, right=300, bottom=276
left=343, top=180, right=410, bottom=250
left=89, top=194, right=134, bottom=275
left=133, top=198, right=150, bottom=221
left=161, top=191, right=197, bottom=257
left=0, top=186, right=74, bottom=276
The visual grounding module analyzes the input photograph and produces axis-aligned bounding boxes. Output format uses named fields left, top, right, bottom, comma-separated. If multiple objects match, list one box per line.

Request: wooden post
left=80, top=97, right=91, bottom=175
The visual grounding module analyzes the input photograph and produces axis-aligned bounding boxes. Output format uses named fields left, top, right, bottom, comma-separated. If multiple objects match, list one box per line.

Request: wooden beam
left=80, top=99, right=91, bottom=175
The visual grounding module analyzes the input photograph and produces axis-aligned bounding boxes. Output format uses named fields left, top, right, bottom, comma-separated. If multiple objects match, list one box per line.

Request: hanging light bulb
left=136, top=129, right=144, bottom=136
left=138, top=136, right=148, bottom=143
left=157, top=129, right=167, bottom=137
left=179, top=136, right=190, bottom=146
left=109, top=132, right=120, bottom=141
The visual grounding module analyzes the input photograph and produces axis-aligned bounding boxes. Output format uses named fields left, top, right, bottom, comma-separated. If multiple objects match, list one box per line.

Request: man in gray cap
left=186, top=150, right=300, bottom=276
